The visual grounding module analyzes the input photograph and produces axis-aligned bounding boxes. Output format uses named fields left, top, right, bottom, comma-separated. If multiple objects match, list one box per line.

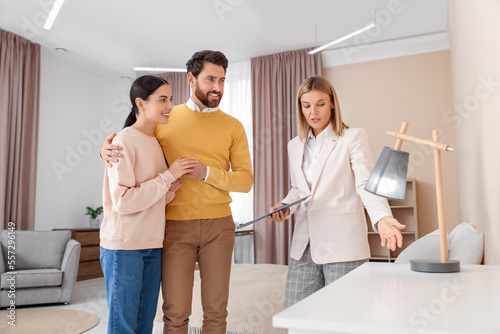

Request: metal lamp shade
left=364, top=146, right=409, bottom=201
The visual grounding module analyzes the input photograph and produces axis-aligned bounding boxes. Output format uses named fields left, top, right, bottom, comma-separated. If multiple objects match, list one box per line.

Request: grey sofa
left=0, top=230, right=81, bottom=307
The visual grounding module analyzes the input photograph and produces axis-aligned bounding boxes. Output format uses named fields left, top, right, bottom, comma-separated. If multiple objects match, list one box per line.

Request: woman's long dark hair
left=124, top=75, right=169, bottom=128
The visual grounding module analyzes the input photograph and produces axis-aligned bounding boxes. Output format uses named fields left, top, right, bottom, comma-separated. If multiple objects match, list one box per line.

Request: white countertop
left=273, top=262, right=500, bottom=334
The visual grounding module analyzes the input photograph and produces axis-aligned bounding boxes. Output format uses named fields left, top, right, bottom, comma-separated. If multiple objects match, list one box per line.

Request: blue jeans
left=100, top=247, right=161, bottom=334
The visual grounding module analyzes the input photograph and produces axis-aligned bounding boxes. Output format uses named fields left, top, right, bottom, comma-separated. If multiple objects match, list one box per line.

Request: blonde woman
left=269, top=75, right=406, bottom=307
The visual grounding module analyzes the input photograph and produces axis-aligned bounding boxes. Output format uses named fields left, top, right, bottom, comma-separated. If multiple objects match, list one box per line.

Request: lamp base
left=410, top=259, right=460, bottom=273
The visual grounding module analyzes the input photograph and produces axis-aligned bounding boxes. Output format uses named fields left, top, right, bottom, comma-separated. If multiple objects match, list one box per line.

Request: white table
left=273, top=262, right=500, bottom=334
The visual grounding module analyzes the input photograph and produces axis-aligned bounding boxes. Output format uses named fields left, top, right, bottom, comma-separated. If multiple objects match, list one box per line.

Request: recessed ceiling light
left=54, top=47, right=67, bottom=53
left=133, top=67, right=187, bottom=72
left=120, top=75, right=131, bottom=79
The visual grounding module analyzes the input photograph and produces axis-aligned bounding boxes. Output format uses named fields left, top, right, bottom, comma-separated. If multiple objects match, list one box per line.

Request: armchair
left=0, top=229, right=81, bottom=307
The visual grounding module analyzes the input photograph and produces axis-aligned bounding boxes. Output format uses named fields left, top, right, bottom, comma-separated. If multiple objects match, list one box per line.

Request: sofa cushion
left=448, top=222, right=477, bottom=243
left=394, top=229, right=449, bottom=263
left=448, top=222, right=484, bottom=264
left=1, top=269, right=63, bottom=289
left=0, top=230, right=70, bottom=270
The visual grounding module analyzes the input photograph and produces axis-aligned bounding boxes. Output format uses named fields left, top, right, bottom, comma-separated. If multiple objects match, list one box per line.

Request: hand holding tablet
left=236, top=195, right=311, bottom=229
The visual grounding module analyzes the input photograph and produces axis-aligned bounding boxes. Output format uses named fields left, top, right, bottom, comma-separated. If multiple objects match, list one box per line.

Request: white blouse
left=302, top=126, right=329, bottom=188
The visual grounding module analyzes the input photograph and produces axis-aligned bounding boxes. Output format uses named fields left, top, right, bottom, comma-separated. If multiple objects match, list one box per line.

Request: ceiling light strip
left=308, top=23, right=376, bottom=55
left=133, top=67, right=187, bottom=72
left=44, top=0, right=66, bottom=30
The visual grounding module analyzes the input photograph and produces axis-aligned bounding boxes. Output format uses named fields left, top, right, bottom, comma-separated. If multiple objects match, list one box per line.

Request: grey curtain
left=251, top=48, right=322, bottom=264
left=156, top=72, right=190, bottom=105
left=0, top=29, right=41, bottom=230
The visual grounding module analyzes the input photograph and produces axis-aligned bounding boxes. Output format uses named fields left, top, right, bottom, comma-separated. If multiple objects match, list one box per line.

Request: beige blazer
left=281, top=126, right=392, bottom=264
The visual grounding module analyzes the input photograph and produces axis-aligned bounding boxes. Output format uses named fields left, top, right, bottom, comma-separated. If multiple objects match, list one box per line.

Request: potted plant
left=85, top=205, right=103, bottom=228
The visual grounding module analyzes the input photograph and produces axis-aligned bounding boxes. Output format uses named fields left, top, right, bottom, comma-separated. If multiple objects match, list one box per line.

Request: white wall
left=35, top=49, right=131, bottom=230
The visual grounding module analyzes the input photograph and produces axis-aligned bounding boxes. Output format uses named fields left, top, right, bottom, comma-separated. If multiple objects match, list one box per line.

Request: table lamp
left=365, top=122, right=460, bottom=273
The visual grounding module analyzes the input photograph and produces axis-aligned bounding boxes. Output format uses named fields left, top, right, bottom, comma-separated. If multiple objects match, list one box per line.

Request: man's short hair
left=186, top=50, right=228, bottom=78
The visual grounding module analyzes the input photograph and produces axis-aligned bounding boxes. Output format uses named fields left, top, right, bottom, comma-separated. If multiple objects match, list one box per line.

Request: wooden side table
left=54, top=227, right=103, bottom=281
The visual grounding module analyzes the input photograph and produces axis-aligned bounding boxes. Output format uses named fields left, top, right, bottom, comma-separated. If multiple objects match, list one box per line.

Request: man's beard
left=194, top=82, right=222, bottom=108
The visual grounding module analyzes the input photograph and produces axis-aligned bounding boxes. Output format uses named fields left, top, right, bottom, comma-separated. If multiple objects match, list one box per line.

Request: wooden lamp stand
left=386, top=125, right=460, bottom=273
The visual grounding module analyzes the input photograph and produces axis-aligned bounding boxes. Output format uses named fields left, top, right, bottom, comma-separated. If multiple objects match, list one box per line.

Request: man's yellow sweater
left=154, top=104, right=253, bottom=220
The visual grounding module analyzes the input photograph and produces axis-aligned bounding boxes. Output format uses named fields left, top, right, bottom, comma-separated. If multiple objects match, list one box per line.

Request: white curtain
left=449, top=0, right=500, bottom=264
left=219, top=60, right=254, bottom=263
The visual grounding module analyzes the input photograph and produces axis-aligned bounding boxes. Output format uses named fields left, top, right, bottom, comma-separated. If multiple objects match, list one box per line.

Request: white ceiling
left=0, top=0, right=448, bottom=79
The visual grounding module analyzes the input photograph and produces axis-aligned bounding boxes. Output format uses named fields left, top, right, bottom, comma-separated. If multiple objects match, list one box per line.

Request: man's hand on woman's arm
left=100, top=133, right=123, bottom=167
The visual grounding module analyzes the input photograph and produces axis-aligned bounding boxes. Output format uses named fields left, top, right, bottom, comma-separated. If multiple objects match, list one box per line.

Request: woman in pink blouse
left=100, top=75, right=197, bottom=333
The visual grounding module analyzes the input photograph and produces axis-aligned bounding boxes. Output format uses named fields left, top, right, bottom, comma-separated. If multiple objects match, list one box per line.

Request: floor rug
left=0, top=308, right=99, bottom=334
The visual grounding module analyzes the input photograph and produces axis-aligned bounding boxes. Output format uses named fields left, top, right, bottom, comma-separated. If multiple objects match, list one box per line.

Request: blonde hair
left=296, top=75, right=348, bottom=140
